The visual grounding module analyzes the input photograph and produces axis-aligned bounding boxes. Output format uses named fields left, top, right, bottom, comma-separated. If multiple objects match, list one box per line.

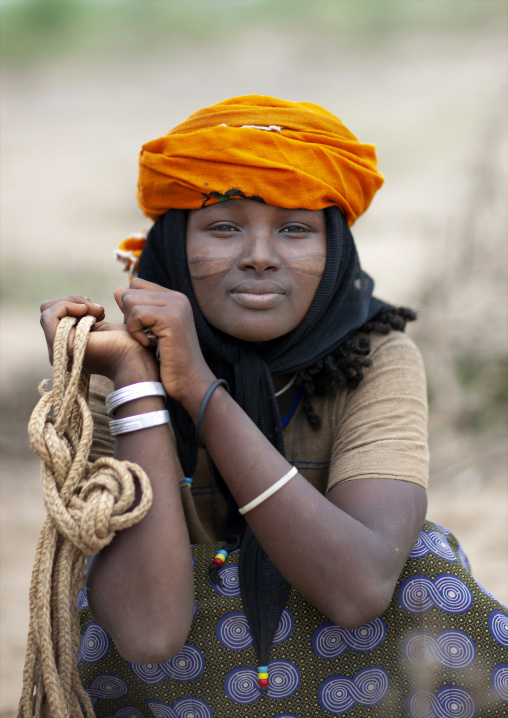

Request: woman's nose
left=237, top=230, right=281, bottom=273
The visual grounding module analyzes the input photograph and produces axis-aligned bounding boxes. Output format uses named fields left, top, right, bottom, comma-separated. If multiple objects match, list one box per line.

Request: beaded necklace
left=280, top=387, right=303, bottom=428
left=274, top=374, right=296, bottom=398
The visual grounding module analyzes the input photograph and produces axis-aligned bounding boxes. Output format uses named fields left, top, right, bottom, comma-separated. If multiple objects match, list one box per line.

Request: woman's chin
left=219, top=321, right=293, bottom=343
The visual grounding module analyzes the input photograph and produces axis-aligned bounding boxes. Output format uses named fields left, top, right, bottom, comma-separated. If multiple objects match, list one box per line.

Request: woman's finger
left=40, top=298, right=105, bottom=363
left=40, top=296, right=105, bottom=318
left=114, top=280, right=169, bottom=311
left=114, top=286, right=176, bottom=315
left=124, top=296, right=191, bottom=346
left=129, top=278, right=169, bottom=292
left=114, top=287, right=128, bottom=311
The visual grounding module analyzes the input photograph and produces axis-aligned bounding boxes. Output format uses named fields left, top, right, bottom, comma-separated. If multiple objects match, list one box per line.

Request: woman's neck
left=272, top=373, right=299, bottom=421
left=205, top=356, right=299, bottom=422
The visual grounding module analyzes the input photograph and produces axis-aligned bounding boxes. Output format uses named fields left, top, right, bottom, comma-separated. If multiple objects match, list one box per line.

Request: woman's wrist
left=176, top=371, right=221, bottom=422
left=109, top=352, right=160, bottom=390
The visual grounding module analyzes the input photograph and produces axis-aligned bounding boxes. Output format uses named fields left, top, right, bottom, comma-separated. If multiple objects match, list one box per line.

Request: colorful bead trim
left=212, top=549, right=228, bottom=567
left=258, top=665, right=269, bottom=690
left=185, top=477, right=193, bottom=488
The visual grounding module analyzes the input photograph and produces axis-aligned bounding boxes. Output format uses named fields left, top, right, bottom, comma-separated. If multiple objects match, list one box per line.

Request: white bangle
left=106, top=381, right=166, bottom=416
left=109, top=409, right=170, bottom=436
left=238, top=466, right=298, bottom=515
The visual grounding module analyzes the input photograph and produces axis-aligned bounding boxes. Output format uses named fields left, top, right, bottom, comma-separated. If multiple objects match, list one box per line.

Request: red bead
left=259, top=678, right=269, bottom=687
left=212, top=558, right=223, bottom=566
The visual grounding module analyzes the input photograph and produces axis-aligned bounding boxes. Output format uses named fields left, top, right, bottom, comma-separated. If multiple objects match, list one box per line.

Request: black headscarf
left=138, top=205, right=388, bottom=674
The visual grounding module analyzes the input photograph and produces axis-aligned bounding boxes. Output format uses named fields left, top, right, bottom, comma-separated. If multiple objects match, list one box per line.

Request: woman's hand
left=40, top=296, right=159, bottom=384
left=115, top=279, right=215, bottom=408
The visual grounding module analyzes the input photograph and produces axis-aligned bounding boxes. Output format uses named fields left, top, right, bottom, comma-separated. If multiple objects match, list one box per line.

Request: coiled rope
left=19, top=315, right=153, bottom=717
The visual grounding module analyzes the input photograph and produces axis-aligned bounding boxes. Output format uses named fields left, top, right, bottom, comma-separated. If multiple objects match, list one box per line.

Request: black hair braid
left=294, top=306, right=417, bottom=430
left=361, top=305, right=417, bottom=334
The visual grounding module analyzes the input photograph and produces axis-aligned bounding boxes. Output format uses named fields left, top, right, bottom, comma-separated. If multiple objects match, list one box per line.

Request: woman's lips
left=229, top=280, right=286, bottom=309
left=231, top=292, right=285, bottom=309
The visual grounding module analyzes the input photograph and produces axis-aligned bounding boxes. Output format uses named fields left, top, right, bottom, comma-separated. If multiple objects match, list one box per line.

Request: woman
left=40, top=96, right=507, bottom=717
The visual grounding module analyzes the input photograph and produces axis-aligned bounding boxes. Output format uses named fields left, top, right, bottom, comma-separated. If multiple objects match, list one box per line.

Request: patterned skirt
left=78, top=520, right=508, bottom=717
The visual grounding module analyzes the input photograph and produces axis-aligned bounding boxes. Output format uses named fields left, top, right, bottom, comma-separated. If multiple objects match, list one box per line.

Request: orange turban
left=137, top=95, right=384, bottom=226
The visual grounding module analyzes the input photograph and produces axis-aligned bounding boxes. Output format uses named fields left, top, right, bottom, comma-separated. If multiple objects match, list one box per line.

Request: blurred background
left=1, top=0, right=506, bottom=710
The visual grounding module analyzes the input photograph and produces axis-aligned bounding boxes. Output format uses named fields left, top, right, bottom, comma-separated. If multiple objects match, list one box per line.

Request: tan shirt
left=88, top=332, right=429, bottom=543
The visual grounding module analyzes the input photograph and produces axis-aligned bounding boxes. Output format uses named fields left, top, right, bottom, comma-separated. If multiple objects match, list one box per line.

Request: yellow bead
left=258, top=672, right=268, bottom=679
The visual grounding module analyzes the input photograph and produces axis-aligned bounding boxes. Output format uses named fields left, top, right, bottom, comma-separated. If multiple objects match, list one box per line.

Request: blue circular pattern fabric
left=490, top=663, right=508, bottom=702
left=312, top=616, right=386, bottom=659
left=223, top=667, right=260, bottom=704
left=78, top=520, right=508, bottom=716
left=86, top=675, right=129, bottom=706
left=489, top=610, right=508, bottom=647
left=398, top=573, right=473, bottom=614
left=216, top=612, right=253, bottom=651
left=272, top=609, right=294, bottom=644
left=265, top=661, right=301, bottom=699
left=111, top=708, right=146, bottom=718
left=402, top=629, right=476, bottom=669
left=77, top=586, right=89, bottom=611
left=317, top=667, right=390, bottom=713
left=144, top=701, right=177, bottom=718
left=215, top=609, right=295, bottom=652
left=147, top=697, right=213, bottom=718
left=407, top=686, right=477, bottom=718
left=409, top=530, right=457, bottom=561
left=210, top=565, right=241, bottom=598
left=129, top=646, right=205, bottom=685
left=78, top=622, right=111, bottom=664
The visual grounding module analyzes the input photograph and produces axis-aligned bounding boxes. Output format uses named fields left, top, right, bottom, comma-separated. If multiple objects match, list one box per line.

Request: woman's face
left=186, top=200, right=327, bottom=342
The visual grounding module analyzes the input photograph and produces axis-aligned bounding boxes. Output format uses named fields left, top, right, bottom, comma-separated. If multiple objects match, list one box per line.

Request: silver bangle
left=106, top=381, right=166, bottom=416
left=109, top=409, right=170, bottom=436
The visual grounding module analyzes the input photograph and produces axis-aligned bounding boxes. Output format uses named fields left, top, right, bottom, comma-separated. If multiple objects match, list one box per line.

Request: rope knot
left=69, top=457, right=152, bottom=554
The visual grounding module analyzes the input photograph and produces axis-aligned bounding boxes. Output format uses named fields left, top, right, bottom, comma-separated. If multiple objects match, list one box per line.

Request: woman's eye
left=209, top=223, right=238, bottom=232
left=281, top=224, right=308, bottom=234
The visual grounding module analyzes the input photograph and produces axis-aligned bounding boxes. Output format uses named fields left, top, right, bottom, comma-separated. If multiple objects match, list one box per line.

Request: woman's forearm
left=86, top=370, right=195, bottom=663
left=184, top=385, right=425, bottom=628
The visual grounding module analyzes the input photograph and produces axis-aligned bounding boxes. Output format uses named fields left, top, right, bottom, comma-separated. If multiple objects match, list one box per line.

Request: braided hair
left=295, top=306, right=417, bottom=429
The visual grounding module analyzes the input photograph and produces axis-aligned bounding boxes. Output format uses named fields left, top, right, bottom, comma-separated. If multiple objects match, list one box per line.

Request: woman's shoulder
left=288, top=331, right=426, bottom=430
left=366, top=329, right=425, bottom=367
left=338, top=329, right=427, bottom=417
left=312, top=330, right=426, bottom=419
left=284, top=330, right=429, bottom=492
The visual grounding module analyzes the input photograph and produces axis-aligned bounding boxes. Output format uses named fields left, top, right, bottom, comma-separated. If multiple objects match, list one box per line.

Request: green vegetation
left=454, top=352, right=508, bottom=433
left=1, top=0, right=504, bottom=65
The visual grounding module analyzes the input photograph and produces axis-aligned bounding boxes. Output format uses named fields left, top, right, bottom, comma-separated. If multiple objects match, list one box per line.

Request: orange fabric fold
left=137, top=95, right=384, bottom=226
left=115, top=231, right=147, bottom=281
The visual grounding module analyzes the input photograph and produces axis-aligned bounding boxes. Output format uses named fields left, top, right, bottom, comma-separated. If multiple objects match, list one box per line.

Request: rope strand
left=18, top=315, right=153, bottom=717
